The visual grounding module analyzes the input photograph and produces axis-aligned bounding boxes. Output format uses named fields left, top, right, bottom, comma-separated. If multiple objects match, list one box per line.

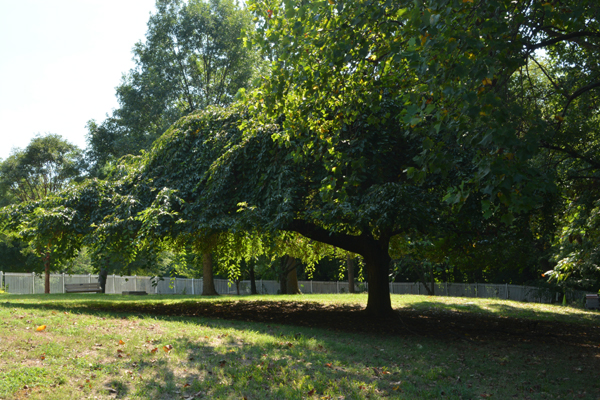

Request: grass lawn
left=0, top=293, right=599, bottom=399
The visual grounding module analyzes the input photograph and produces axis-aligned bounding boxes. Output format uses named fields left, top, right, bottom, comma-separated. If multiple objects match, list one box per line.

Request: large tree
left=236, top=0, right=600, bottom=305
left=127, top=102, right=446, bottom=315
left=86, top=0, right=264, bottom=170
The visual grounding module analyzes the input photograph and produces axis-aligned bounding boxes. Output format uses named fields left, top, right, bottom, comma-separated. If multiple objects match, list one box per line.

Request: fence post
left=62, top=273, right=65, bottom=293
left=134, top=275, right=137, bottom=291
left=32, top=272, right=35, bottom=294
left=113, top=274, right=116, bottom=294
left=174, top=278, right=176, bottom=294
left=445, top=282, right=448, bottom=296
left=336, top=281, right=339, bottom=294
left=191, top=278, right=195, bottom=295
left=310, top=280, right=313, bottom=294
left=506, top=283, right=508, bottom=300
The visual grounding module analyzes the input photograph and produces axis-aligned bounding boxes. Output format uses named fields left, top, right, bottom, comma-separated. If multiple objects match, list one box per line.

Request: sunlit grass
left=0, top=293, right=598, bottom=399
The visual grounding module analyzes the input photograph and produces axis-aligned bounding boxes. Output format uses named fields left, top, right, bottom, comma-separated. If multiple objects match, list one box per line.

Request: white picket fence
left=0, top=271, right=587, bottom=304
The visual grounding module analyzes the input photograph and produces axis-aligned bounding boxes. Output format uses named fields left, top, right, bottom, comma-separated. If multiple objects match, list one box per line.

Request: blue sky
left=0, top=0, right=157, bottom=160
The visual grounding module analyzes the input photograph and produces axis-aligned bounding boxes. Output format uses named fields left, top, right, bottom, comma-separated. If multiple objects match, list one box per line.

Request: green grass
left=0, top=293, right=599, bottom=399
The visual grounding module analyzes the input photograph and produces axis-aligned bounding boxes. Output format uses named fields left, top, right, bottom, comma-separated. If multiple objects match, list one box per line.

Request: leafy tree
left=0, top=134, right=83, bottom=204
left=234, top=0, right=600, bottom=310
left=119, top=102, right=446, bottom=315
left=86, top=0, right=263, bottom=170
left=0, top=134, right=83, bottom=292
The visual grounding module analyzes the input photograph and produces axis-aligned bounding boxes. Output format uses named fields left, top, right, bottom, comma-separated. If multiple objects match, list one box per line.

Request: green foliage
left=86, top=0, right=264, bottom=171
left=0, top=134, right=84, bottom=204
left=243, top=0, right=600, bottom=290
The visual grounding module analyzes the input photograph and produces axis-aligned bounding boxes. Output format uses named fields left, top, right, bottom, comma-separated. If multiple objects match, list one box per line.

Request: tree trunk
left=430, top=263, right=435, bottom=296
left=98, top=266, right=108, bottom=294
left=362, top=241, right=393, bottom=316
left=44, top=250, right=51, bottom=294
left=202, top=252, right=218, bottom=296
left=279, top=256, right=299, bottom=294
left=284, top=220, right=393, bottom=316
left=279, top=256, right=288, bottom=294
left=249, top=261, right=257, bottom=295
left=286, top=264, right=301, bottom=294
left=417, top=263, right=435, bottom=295
left=347, top=254, right=355, bottom=294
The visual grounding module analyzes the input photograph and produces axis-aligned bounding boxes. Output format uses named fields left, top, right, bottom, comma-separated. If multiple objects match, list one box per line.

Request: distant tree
left=0, top=134, right=83, bottom=293
left=0, top=134, right=83, bottom=204
left=86, top=0, right=263, bottom=171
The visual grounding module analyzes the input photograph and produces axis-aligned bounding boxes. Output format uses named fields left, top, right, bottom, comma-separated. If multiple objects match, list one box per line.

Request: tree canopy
left=2, top=0, right=599, bottom=308
left=86, top=0, right=264, bottom=170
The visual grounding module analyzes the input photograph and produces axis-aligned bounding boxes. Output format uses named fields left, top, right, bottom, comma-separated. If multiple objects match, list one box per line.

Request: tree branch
left=562, top=80, right=600, bottom=117
left=540, top=141, right=600, bottom=170
left=284, top=219, right=368, bottom=254
left=528, top=30, right=600, bottom=50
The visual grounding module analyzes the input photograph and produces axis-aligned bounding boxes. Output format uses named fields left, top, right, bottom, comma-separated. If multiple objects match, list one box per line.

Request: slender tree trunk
left=202, top=252, right=218, bottom=296
left=430, top=263, right=435, bottom=296
left=362, top=240, right=393, bottom=316
left=347, top=254, right=355, bottom=294
left=44, top=249, right=51, bottom=294
left=98, top=266, right=108, bottom=294
left=286, top=264, right=301, bottom=294
left=279, top=256, right=288, bottom=294
left=249, top=261, right=257, bottom=295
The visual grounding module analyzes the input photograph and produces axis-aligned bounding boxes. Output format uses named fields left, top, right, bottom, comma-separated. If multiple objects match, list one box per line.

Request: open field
left=0, top=293, right=599, bottom=399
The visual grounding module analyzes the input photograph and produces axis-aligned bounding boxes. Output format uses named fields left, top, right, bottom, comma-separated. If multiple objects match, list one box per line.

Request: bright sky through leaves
left=0, top=0, right=157, bottom=160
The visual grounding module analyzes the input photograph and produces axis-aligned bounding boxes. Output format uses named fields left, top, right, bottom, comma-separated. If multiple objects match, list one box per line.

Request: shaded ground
left=86, top=300, right=600, bottom=350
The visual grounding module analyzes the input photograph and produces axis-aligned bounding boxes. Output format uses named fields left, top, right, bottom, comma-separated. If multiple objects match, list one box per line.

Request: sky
left=0, top=0, right=158, bottom=161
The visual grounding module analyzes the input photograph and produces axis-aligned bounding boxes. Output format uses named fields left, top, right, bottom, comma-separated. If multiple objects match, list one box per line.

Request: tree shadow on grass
left=2, top=298, right=600, bottom=399
left=3, top=296, right=600, bottom=347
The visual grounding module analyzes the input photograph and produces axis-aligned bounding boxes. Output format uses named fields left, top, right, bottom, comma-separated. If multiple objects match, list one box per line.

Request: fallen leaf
left=163, top=344, right=173, bottom=353
left=219, top=360, right=227, bottom=367
left=308, top=388, right=316, bottom=395
left=40, top=355, right=45, bottom=360
left=36, top=325, right=46, bottom=332
left=119, top=340, right=125, bottom=345
left=183, top=383, right=191, bottom=388
left=325, top=363, right=332, bottom=368
left=117, top=349, right=124, bottom=353
left=150, top=348, right=158, bottom=353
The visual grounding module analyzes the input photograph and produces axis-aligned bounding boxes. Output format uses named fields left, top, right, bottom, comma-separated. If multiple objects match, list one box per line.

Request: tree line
left=1, top=0, right=599, bottom=315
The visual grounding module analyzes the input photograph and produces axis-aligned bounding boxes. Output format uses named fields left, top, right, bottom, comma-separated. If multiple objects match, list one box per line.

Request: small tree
left=0, top=134, right=83, bottom=293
